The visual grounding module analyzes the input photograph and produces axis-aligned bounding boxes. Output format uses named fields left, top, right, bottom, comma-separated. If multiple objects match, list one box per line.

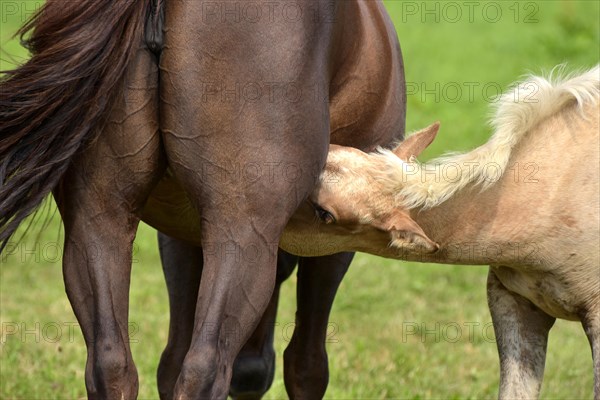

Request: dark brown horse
left=145, top=1, right=406, bottom=397
left=0, top=0, right=405, bottom=398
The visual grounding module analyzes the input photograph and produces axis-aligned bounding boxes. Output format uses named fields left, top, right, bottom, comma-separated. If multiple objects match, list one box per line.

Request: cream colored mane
left=389, top=65, right=600, bottom=209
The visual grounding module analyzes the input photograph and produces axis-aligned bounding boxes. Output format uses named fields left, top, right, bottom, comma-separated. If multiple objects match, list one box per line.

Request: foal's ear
left=393, top=122, right=440, bottom=160
left=375, top=213, right=439, bottom=254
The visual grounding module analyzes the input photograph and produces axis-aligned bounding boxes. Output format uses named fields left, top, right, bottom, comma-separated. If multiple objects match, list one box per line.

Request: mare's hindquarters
left=158, top=1, right=335, bottom=397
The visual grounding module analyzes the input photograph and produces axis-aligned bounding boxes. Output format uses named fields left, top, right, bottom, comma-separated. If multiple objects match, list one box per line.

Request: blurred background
left=1, top=0, right=598, bottom=398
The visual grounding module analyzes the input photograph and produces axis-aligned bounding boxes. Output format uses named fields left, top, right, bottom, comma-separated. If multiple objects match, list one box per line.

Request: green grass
left=1, top=0, right=598, bottom=398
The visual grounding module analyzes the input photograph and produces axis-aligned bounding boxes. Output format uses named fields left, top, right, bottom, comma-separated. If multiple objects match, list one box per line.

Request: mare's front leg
left=284, top=253, right=353, bottom=399
left=54, top=47, right=163, bottom=399
left=161, top=1, right=332, bottom=396
left=487, top=268, right=555, bottom=399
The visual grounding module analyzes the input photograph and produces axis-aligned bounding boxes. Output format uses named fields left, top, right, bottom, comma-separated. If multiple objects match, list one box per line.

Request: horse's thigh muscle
left=55, top=46, right=163, bottom=399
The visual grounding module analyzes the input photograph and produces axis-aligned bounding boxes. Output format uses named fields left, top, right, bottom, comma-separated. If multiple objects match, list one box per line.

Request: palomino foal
left=308, top=66, right=600, bottom=398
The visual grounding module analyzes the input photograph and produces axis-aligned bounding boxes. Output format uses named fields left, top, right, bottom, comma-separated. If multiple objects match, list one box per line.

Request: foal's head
left=309, top=122, right=442, bottom=254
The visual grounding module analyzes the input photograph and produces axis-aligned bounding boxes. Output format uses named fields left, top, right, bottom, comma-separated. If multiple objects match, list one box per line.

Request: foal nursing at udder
left=310, top=67, right=600, bottom=398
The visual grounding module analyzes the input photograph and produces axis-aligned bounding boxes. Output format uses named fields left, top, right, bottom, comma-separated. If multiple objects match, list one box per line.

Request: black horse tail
left=0, top=0, right=154, bottom=248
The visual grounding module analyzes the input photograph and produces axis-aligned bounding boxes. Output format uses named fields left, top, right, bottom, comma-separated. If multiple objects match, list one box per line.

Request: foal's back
left=491, top=100, right=599, bottom=320
left=510, top=100, right=598, bottom=253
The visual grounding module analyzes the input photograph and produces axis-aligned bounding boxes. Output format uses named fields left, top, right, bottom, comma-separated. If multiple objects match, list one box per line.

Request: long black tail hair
left=0, top=0, right=153, bottom=248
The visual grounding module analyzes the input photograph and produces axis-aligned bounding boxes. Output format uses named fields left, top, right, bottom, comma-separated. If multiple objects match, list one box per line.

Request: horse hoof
left=229, top=354, right=275, bottom=400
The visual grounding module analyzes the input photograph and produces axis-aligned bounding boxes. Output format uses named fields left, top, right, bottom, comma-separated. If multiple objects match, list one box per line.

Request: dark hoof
left=229, top=354, right=275, bottom=400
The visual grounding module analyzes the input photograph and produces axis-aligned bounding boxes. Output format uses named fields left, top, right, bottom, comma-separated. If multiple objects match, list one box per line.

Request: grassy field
left=1, top=0, right=599, bottom=399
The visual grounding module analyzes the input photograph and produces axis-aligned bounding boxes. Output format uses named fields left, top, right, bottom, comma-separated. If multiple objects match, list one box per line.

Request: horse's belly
left=491, top=265, right=598, bottom=321
left=141, top=172, right=202, bottom=245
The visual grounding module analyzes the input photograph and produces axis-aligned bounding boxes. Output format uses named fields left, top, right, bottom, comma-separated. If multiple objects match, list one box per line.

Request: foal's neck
left=410, top=184, right=507, bottom=265
left=405, top=143, right=536, bottom=266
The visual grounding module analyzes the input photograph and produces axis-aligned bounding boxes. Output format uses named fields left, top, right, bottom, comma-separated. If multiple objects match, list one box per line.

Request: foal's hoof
left=229, top=354, right=275, bottom=400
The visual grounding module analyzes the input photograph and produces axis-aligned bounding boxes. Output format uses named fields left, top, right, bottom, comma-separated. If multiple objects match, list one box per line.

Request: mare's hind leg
left=284, top=253, right=353, bottom=400
left=156, top=233, right=297, bottom=400
left=487, top=268, right=555, bottom=400
left=582, top=309, right=600, bottom=399
left=54, top=47, right=163, bottom=399
left=229, top=250, right=297, bottom=400
left=157, top=234, right=203, bottom=400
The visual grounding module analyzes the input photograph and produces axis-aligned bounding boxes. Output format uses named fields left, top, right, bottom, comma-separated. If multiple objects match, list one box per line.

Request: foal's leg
left=230, top=250, right=297, bottom=400
left=284, top=253, right=353, bottom=400
left=55, top=47, right=163, bottom=399
left=157, top=234, right=203, bottom=400
left=487, top=269, right=555, bottom=400
left=582, top=309, right=600, bottom=399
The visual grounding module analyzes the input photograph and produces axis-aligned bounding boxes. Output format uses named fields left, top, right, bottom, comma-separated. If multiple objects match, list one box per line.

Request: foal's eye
left=315, top=206, right=336, bottom=224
